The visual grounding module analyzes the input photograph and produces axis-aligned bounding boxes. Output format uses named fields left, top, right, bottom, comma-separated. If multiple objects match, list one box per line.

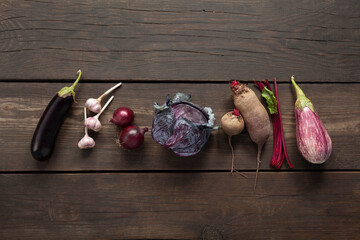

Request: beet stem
left=264, top=79, right=272, bottom=91
left=276, top=116, right=282, bottom=167
left=270, top=115, right=277, bottom=166
left=274, top=78, right=294, bottom=168
left=259, top=77, right=294, bottom=169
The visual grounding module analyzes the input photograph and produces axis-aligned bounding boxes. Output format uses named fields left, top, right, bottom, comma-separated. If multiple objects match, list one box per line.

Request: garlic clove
left=78, top=135, right=96, bottom=149
left=92, top=122, right=102, bottom=132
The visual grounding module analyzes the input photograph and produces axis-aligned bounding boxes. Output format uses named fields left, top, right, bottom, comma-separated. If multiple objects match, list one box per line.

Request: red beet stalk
left=254, top=78, right=294, bottom=169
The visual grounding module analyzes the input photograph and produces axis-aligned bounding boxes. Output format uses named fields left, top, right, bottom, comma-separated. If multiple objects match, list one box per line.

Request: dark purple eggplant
left=31, top=70, right=82, bottom=161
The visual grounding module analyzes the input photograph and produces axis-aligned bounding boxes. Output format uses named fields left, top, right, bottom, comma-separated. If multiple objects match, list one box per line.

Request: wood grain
left=0, top=172, right=359, bottom=239
left=0, top=0, right=359, bottom=82
left=1, top=82, right=359, bottom=171
left=1, top=1, right=359, bottom=239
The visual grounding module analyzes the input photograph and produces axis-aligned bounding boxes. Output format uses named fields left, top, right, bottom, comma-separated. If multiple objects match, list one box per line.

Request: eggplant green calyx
left=58, top=70, right=82, bottom=101
left=291, top=75, right=315, bottom=112
left=261, top=87, right=278, bottom=115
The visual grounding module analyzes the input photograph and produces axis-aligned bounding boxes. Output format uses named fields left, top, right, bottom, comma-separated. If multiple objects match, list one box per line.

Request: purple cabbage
left=151, top=93, right=217, bottom=157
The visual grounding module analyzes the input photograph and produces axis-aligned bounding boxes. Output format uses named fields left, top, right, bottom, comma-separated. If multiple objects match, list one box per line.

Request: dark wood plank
left=0, top=0, right=359, bottom=82
left=0, top=82, right=359, bottom=171
left=0, top=172, right=359, bottom=239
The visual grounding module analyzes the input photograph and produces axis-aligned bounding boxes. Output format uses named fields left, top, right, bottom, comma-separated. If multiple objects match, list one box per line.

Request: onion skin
left=295, top=107, right=332, bottom=164
left=119, top=126, right=148, bottom=150
left=110, top=107, right=134, bottom=127
left=292, top=76, right=332, bottom=164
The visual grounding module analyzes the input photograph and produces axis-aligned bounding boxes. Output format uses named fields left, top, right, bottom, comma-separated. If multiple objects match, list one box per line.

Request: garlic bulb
left=85, top=98, right=101, bottom=113
left=84, top=116, right=102, bottom=132
left=78, top=107, right=96, bottom=149
left=84, top=96, right=114, bottom=132
left=78, top=135, right=95, bottom=149
left=85, top=82, right=121, bottom=113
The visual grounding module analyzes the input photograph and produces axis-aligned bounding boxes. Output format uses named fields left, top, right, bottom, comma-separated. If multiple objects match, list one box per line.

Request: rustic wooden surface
left=0, top=0, right=359, bottom=239
left=1, top=173, right=359, bottom=239
left=0, top=0, right=359, bottom=82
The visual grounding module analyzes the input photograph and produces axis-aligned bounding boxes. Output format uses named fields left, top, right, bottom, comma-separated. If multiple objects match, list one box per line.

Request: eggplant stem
left=97, top=82, right=122, bottom=102
left=291, top=75, right=315, bottom=113
left=70, top=70, right=82, bottom=90
left=57, top=70, right=82, bottom=101
left=291, top=75, right=305, bottom=99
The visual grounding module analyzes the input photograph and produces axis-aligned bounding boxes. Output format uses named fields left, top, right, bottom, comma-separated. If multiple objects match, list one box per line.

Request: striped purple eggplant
left=291, top=76, right=332, bottom=164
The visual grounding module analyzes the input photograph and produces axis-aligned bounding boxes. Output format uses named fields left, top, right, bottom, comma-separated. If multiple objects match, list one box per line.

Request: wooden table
left=1, top=0, right=359, bottom=239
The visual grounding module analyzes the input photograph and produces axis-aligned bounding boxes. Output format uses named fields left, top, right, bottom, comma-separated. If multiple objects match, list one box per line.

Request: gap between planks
left=1, top=80, right=360, bottom=84
left=0, top=169, right=359, bottom=175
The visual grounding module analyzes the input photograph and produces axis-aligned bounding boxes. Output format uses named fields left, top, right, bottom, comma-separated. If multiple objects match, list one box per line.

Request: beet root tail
left=254, top=143, right=264, bottom=191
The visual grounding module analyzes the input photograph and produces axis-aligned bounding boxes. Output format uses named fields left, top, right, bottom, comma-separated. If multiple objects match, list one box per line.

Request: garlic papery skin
left=84, top=116, right=102, bottom=132
left=78, top=135, right=95, bottom=149
left=84, top=95, right=114, bottom=132
left=78, top=107, right=96, bottom=149
left=85, top=98, right=101, bottom=113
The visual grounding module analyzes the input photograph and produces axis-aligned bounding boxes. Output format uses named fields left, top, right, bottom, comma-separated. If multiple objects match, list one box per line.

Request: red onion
left=110, top=107, right=134, bottom=127
left=119, top=125, right=148, bottom=150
